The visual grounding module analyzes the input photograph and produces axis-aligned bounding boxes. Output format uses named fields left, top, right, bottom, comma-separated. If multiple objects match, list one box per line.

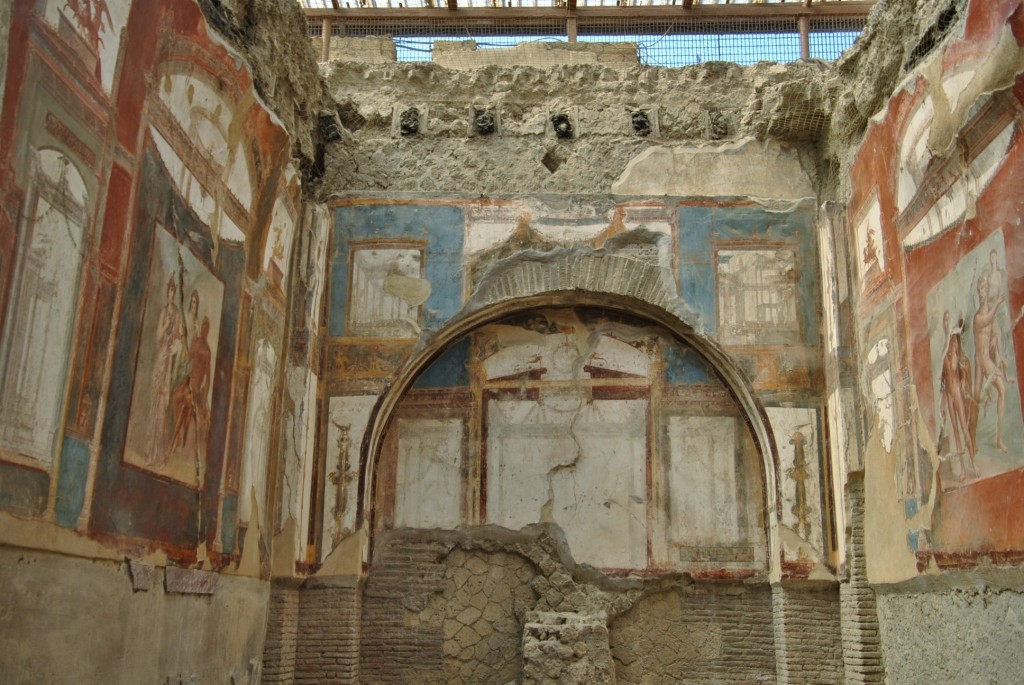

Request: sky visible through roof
left=389, top=31, right=860, bottom=65
left=299, top=0, right=863, bottom=66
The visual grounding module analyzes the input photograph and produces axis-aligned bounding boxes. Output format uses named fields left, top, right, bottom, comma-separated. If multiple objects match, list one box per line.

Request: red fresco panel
left=99, top=163, right=133, bottom=274
left=933, top=468, right=1024, bottom=554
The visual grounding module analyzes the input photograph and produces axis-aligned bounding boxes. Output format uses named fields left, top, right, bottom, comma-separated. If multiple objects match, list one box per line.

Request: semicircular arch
left=358, top=288, right=783, bottom=578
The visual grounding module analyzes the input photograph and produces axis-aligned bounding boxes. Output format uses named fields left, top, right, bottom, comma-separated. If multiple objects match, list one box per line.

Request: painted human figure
left=170, top=316, right=212, bottom=454
left=147, top=277, right=186, bottom=466
left=973, top=276, right=1009, bottom=452
left=939, top=310, right=977, bottom=478
left=183, top=289, right=201, bottom=348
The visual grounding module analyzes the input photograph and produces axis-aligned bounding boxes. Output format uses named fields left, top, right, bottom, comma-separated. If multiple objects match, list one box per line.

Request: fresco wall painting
left=0, top=3, right=120, bottom=523
left=322, top=196, right=829, bottom=578
left=847, top=0, right=1024, bottom=569
left=0, top=150, right=89, bottom=465
left=369, top=308, right=768, bottom=576
left=123, top=223, right=225, bottom=487
left=0, top=0, right=298, bottom=574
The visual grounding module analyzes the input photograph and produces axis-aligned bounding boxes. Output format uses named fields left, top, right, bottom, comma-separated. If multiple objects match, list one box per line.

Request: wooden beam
left=798, top=14, right=810, bottom=58
left=303, top=2, right=876, bottom=21
left=322, top=17, right=332, bottom=62
left=302, top=8, right=869, bottom=39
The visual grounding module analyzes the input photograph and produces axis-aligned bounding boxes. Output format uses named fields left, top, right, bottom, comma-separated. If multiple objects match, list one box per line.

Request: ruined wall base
left=874, top=573, right=1024, bottom=685
left=772, top=581, right=844, bottom=684
left=0, top=545, right=268, bottom=684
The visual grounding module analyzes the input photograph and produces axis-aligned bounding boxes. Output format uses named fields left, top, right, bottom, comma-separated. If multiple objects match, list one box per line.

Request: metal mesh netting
left=306, top=14, right=865, bottom=66
left=302, top=0, right=860, bottom=7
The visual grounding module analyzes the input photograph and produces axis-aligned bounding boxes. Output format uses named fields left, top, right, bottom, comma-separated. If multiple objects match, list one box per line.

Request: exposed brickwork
left=471, top=249, right=687, bottom=324
left=772, top=582, right=844, bottom=684
left=359, top=537, right=450, bottom=683
left=357, top=526, right=646, bottom=684
left=611, top=584, right=777, bottom=684
left=275, top=527, right=856, bottom=684
left=263, top=580, right=300, bottom=684
left=295, top=577, right=361, bottom=685
left=840, top=475, right=885, bottom=683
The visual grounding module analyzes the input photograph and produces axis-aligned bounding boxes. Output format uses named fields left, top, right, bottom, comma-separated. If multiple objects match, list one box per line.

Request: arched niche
left=359, top=291, right=783, bottom=579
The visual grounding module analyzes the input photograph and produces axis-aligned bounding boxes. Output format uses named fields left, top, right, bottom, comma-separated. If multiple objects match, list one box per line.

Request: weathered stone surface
left=611, top=138, right=815, bottom=199
left=0, top=548, right=268, bottom=684
left=164, top=566, right=219, bottom=595
left=522, top=612, right=615, bottom=685
left=324, top=36, right=398, bottom=64
left=128, top=559, right=154, bottom=592
left=434, top=41, right=639, bottom=70
left=876, top=585, right=1024, bottom=685
left=319, top=59, right=831, bottom=196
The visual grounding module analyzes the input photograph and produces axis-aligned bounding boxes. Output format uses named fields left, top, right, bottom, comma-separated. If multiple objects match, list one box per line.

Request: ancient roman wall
left=0, top=0, right=312, bottom=680
left=844, top=0, right=1024, bottom=678
left=271, top=33, right=855, bottom=672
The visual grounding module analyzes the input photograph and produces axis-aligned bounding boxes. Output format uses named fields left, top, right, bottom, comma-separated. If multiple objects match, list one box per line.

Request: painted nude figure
left=973, top=275, right=1010, bottom=452
left=939, top=311, right=977, bottom=478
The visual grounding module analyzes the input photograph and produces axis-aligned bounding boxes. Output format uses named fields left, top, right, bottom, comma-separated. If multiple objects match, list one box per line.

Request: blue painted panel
left=55, top=436, right=90, bottom=527
left=415, top=336, right=472, bottom=388
left=663, top=342, right=715, bottom=385
left=221, top=492, right=238, bottom=552
left=330, top=204, right=465, bottom=337
left=677, top=203, right=819, bottom=345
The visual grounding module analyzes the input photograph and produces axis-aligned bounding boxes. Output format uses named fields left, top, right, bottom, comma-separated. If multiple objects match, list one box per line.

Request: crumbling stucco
left=306, top=0, right=968, bottom=204
left=196, top=0, right=330, bottom=173
left=522, top=612, right=616, bottom=685
left=611, top=138, right=815, bottom=199
left=823, top=0, right=970, bottom=199
left=318, top=59, right=833, bottom=197
left=354, top=524, right=807, bottom=684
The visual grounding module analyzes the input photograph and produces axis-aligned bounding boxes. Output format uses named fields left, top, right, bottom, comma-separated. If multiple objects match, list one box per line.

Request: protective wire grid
left=301, top=0, right=859, bottom=7
left=306, top=14, right=865, bottom=66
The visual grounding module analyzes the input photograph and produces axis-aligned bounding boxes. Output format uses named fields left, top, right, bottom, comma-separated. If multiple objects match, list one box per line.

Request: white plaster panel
left=263, top=193, right=297, bottom=284
left=612, top=138, right=814, bottom=199
left=665, top=416, right=739, bottom=545
left=238, top=338, right=277, bottom=528
left=394, top=417, right=464, bottom=529
left=487, top=396, right=648, bottom=569
left=0, top=151, right=87, bottom=464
